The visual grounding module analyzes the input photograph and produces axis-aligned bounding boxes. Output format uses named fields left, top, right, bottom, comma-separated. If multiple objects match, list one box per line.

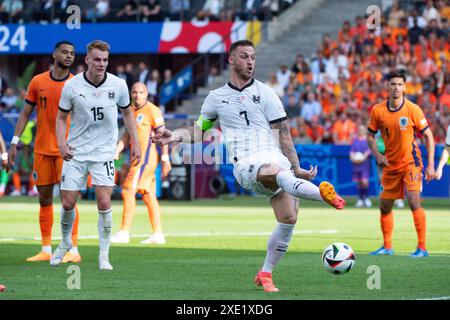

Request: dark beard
left=56, top=61, right=71, bottom=70
left=235, top=64, right=252, bottom=81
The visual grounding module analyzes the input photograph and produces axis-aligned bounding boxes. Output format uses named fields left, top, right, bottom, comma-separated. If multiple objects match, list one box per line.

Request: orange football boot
left=26, top=251, right=52, bottom=262
left=254, top=270, right=280, bottom=292
left=319, top=181, right=346, bottom=210
left=62, top=252, right=82, bottom=263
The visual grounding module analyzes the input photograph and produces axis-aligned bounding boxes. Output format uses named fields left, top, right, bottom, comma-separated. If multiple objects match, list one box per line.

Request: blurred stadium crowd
left=265, top=0, right=450, bottom=145
left=0, top=0, right=297, bottom=24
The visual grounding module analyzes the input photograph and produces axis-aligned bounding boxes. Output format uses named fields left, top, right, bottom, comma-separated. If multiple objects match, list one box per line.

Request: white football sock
left=69, top=247, right=79, bottom=255
left=262, top=222, right=295, bottom=273
left=42, top=245, right=52, bottom=254
left=98, top=209, right=112, bottom=260
left=276, top=170, right=323, bottom=202
left=61, top=208, right=75, bottom=248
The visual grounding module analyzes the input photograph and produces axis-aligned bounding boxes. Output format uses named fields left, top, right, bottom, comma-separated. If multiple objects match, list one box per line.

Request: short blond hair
left=86, top=40, right=110, bottom=53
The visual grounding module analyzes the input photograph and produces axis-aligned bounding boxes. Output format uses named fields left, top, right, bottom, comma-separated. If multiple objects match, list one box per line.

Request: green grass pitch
left=0, top=195, right=449, bottom=300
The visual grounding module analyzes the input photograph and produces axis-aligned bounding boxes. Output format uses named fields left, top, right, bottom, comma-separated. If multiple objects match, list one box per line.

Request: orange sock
left=39, top=205, right=53, bottom=246
left=142, top=193, right=162, bottom=234
left=71, top=206, right=80, bottom=247
left=12, top=172, right=21, bottom=192
left=412, top=207, right=426, bottom=250
left=380, top=212, right=394, bottom=249
left=121, top=188, right=136, bottom=231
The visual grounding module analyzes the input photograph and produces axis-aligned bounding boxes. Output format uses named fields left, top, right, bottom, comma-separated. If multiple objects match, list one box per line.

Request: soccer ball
left=322, top=242, right=356, bottom=275
left=352, top=152, right=365, bottom=162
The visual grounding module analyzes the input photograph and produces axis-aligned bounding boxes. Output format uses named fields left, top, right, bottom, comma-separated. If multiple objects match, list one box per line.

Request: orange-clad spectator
left=318, top=89, right=335, bottom=116
left=434, top=40, right=450, bottom=68
left=416, top=54, right=438, bottom=78
left=413, top=35, right=434, bottom=61
left=306, top=116, right=325, bottom=144
left=332, top=109, right=356, bottom=145
left=396, top=42, right=412, bottom=67
left=333, top=76, right=352, bottom=99
left=320, top=33, right=338, bottom=59
left=292, top=118, right=313, bottom=145
left=417, top=90, right=438, bottom=113
left=438, top=0, right=450, bottom=20
left=338, top=20, right=352, bottom=43
left=438, top=84, right=450, bottom=110
left=405, top=75, right=423, bottom=102
left=350, top=16, right=366, bottom=39
left=390, top=19, right=409, bottom=44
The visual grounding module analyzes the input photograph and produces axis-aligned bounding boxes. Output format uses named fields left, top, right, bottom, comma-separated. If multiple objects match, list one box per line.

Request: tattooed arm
left=271, top=119, right=317, bottom=180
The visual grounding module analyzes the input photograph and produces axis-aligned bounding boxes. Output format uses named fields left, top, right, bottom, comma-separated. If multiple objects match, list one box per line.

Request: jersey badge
left=136, top=114, right=144, bottom=124
left=252, top=95, right=260, bottom=104
left=108, top=92, right=115, bottom=100
left=399, top=117, right=408, bottom=130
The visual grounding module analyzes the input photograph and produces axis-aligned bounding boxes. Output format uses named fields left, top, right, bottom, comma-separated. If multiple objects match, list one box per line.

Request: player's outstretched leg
left=98, top=209, right=113, bottom=270
left=275, top=170, right=346, bottom=210
left=50, top=208, right=75, bottom=266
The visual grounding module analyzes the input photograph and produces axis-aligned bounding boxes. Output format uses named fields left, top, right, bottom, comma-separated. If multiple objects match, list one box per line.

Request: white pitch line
left=416, top=296, right=450, bottom=300
left=0, top=229, right=338, bottom=242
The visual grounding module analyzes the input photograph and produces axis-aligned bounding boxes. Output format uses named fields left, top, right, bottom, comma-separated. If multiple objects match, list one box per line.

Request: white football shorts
left=232, top=151, right=291, bottom=197
left=61, top=159, right=115, bottom=191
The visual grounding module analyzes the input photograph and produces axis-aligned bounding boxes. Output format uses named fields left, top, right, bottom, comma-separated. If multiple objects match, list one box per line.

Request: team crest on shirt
left=252, top=95, right=261, bottom=104
left=136, top=114, right=144, bottom=124
left=108, top=92, right=115, bottom=100
left=33, top=171, right=38, bottom=182
left=399, top=117, right=409, bottom=130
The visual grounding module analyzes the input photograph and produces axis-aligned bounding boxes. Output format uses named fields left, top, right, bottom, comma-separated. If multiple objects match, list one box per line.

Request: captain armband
left=196, top=115, right=216, bottom=131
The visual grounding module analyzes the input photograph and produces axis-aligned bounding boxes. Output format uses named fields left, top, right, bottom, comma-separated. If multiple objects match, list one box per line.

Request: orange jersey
left=368, top=99, right=429, bottom=171
left=25, top=71, right=73, bottom=156
left=132, top=101, right=165, bottom=166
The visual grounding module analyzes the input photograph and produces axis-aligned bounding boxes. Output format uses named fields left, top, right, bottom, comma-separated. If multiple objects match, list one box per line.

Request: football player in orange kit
left=8, top=41, right=81, bottom=262
left=367, top=71, right=435, bottom=258
left=111, top=82, right=171, bottom=244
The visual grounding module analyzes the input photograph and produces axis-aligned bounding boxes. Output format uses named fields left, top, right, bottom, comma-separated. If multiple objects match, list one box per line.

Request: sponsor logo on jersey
left=399, top=117, right=408, bottom=130
left=93, top=92, right=101, bottom=99
left=33, top=171, right=38, bottom=181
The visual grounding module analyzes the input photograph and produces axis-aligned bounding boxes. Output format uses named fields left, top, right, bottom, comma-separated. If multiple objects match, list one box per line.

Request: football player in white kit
left=435, top=124, right=450, bottom=180
left=154, top=40, right=346, bottom=292
left=52, top=40, right=141, bottom=270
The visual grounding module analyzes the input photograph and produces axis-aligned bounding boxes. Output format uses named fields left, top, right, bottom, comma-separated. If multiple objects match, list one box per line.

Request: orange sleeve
left=25, top=77, right=38, bottom=106
left=150, top=106, right=165, bottom=129
left=367, top=107, right=379, bottom=134
left=412, top=104, right=429, bottom=133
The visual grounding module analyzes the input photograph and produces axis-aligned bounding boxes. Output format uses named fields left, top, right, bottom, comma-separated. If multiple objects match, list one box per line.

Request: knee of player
left=97, top=197, right=112, bottom=211
left=38, top=196, right=53, bottom=207
left=277, top=215, right=297, bottom=225
left=61, top=198, right=76, bottom=211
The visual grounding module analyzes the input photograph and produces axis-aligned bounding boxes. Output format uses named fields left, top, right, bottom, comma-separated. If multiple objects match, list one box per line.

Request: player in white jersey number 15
left=153, top=40, right=346, bottom=292
left=52, top=40, right=141, bottom=270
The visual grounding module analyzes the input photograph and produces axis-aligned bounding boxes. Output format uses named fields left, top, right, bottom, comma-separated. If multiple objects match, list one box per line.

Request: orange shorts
left=33, top=153, right=63, bottom=186
left=380, top=164, right=423, bottom=199
left=123, top=161, right=157, bottom=194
